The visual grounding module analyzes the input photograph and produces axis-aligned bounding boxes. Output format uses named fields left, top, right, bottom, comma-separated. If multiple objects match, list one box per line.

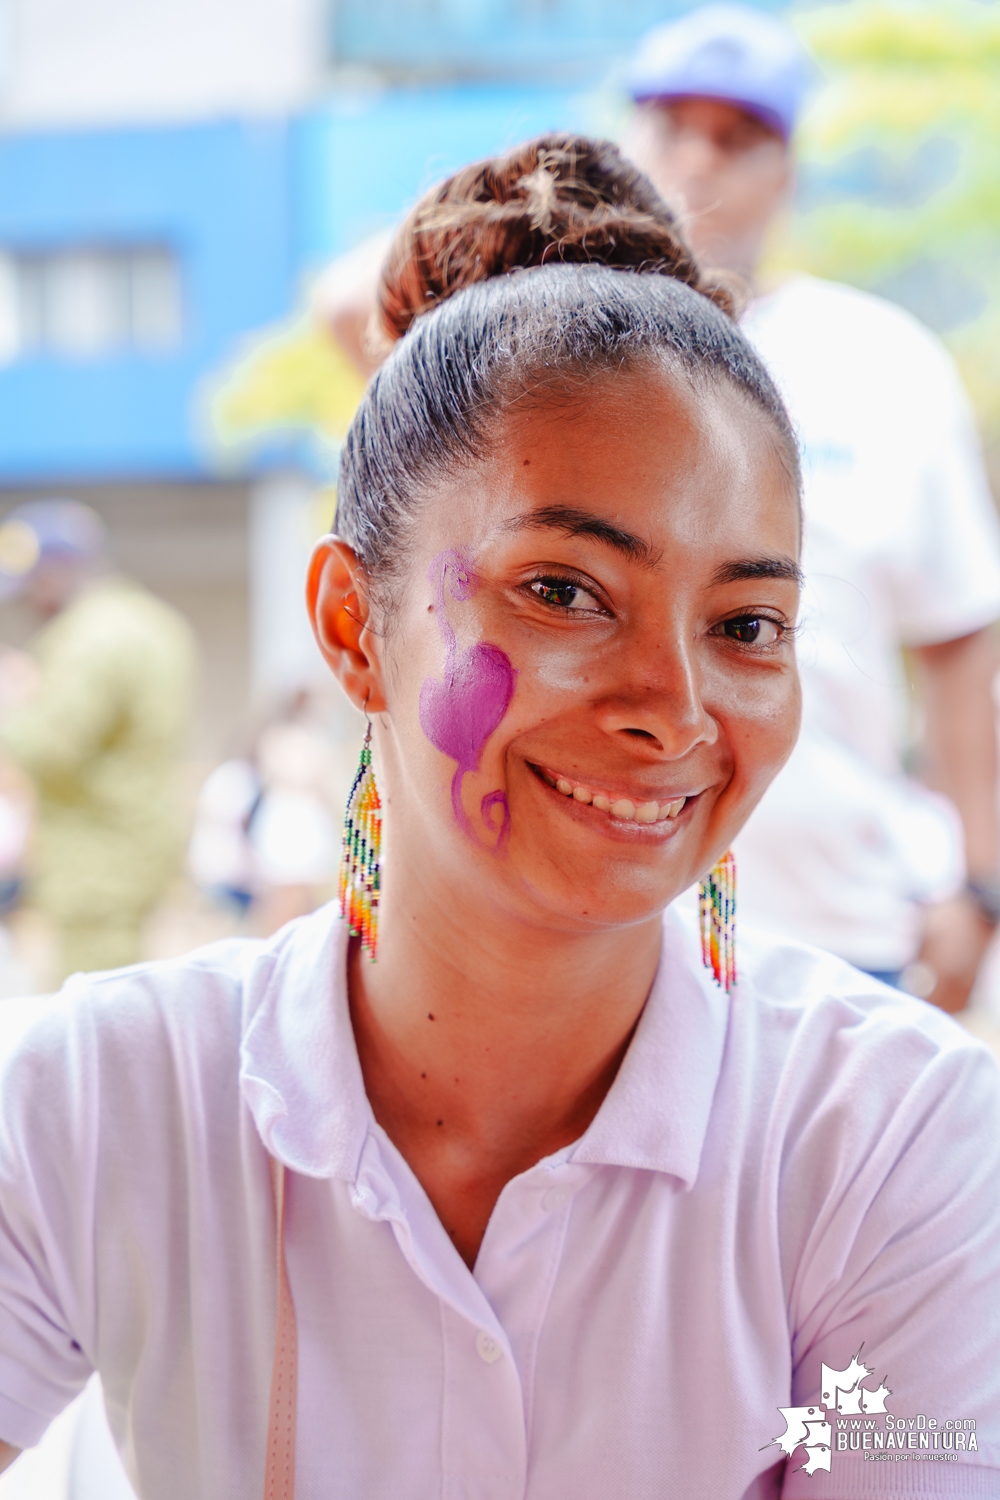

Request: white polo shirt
left=737, top=276, right=1000, bottom=971
left=0, top=904, right=997, bottom=1499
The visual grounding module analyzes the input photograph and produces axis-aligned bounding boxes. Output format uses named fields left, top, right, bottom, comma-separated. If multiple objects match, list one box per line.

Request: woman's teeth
left=550, top=774, right=685, bottom=823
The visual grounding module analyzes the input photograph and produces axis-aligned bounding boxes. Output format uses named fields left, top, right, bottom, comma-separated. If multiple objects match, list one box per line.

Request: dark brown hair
left=337, top=135, right=798, bottom=588
left=376, top=133, right=736, bottom=343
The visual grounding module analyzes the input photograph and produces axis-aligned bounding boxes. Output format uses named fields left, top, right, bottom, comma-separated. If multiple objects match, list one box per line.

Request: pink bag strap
left=264, top=1158, right=298, bottom=1500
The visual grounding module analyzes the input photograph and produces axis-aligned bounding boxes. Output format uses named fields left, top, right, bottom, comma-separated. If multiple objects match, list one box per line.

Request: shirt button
left=475, top=1330, right=503, bottom=1364
left=542, top=1185, right=573, bottom=1212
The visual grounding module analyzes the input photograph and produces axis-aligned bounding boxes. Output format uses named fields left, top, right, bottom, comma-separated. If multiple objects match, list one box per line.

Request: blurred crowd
left=0, top=499, right=196, bottom=988
left=187, top=682, right=357, bottom=936
left=0, top=499, right=358, bottom=996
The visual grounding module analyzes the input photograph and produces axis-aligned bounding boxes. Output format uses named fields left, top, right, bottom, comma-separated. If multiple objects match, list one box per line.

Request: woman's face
left=322, top=363, right=801, bottom=934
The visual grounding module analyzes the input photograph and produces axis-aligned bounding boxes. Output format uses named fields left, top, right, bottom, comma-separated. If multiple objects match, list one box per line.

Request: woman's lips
left=534, top=764, right=691, bottom=824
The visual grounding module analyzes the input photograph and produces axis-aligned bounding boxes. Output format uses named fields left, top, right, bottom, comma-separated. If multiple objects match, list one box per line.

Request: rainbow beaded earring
left=339, top=722, right=382, bottom=960
left=699, top=851, right=737, bottom=992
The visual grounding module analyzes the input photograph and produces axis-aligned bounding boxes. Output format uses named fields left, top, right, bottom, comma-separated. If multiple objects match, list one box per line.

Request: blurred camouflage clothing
left=0, top=577, right=197, bottom=977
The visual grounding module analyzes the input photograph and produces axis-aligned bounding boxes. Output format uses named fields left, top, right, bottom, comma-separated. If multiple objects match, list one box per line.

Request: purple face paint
left=480, top=789, right=512, bottom=852
left=418, top=551, right=516, bottom=842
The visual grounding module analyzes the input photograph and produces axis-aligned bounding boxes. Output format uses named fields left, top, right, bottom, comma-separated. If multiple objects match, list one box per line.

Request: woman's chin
left=505, top=838, right=694, bottom=933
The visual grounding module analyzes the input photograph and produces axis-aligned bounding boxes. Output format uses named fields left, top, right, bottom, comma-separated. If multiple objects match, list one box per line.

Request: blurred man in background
left=624, top=3, right=1000, bottom=1012
left=0, top=499, right=197, bottom=980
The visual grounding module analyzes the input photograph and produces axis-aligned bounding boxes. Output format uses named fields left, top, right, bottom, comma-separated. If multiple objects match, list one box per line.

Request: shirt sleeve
left=887, top=339, right=1000, bottom=647
left=780, top=1015, right=1000, bottom=1498
left=0, top=994, right=97, bottom=1448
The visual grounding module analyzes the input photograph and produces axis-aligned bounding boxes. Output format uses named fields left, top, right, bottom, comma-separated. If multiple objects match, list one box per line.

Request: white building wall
left=248, top=471, right=366, bottom=801
left=249, top=470, right=329, bottom=699
left=0, top=0, right=326, bottom=128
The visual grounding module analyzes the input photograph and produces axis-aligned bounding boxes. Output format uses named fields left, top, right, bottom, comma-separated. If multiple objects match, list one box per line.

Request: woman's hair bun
left=376, top=133, right=736, bottom=344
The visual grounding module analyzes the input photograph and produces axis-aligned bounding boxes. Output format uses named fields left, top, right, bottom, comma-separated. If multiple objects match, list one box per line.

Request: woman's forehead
left=426, top=368, right=800, bottom=562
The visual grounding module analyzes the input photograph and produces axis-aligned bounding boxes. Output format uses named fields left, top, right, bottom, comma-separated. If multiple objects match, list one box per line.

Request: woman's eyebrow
left=502, top=505, right=656, bottom=564
left=712, top=557, right=803, bottom=586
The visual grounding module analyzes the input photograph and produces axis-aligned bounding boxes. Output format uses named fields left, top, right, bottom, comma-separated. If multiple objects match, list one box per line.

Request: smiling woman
left=0, top=136, right=998, bottom=1500
left=324, top=255, right=803, bottom=951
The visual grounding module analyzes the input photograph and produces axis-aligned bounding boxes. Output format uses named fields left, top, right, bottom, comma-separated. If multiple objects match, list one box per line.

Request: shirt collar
left=239, top=901, right=731, bottom=1190
left=240, top=905, right=372, bottom=1180
left=569, top=905, right=731, bottom=1186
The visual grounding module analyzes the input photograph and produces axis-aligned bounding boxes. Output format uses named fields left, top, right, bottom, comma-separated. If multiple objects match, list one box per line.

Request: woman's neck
left=347, top=872, right=663, bottom=1268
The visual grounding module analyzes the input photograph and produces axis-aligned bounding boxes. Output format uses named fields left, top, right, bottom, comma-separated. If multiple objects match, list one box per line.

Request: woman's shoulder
left=3, top=935, right=263, bottom=1074
left=669, top=901, right=998, bottom=1105
left=740, top=919, right=983, bottom=1048
left=0, top=907, right=343, bottom=1155
left=666, top=906, right=1000, bottom=1324
left=730, top=918, right=1000, bottom=1145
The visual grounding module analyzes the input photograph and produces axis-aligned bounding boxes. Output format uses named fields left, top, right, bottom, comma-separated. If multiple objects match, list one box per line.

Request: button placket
left=440, top=1303, right=527, bottom=1500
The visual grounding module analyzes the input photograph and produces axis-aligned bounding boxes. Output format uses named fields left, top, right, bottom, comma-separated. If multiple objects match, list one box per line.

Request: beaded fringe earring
left=699, top=851, right=737, bottom=992
left=339, top=723, right=382, bottom=960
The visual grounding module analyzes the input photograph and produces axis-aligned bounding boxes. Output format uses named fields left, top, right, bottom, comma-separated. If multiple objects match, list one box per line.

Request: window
left=0, top=245, right=184, bottom=361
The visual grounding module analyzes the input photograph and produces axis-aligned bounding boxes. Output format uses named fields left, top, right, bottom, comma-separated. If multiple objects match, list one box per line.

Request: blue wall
left=0, top=86, right=605, bottom=480
left=292, top=84, right=591, bottom=269
left=0, top=120, right=295, bottom=480
left=0, top=1, right=794, bottom=482
left=331, top=0, right=786, bottom=79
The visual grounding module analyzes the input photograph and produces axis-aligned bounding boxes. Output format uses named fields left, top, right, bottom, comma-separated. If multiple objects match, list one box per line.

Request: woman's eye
left=529, top=578, right=602, bottom=611
left=719, top=615, right=782, bottom=645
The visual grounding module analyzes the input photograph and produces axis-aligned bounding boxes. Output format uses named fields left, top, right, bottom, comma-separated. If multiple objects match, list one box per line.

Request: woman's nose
left=596, top=648, right=717, bottom=760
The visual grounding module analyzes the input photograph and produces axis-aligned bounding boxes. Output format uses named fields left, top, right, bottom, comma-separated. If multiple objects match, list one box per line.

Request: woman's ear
left=307, top=536, right=388, bottom=713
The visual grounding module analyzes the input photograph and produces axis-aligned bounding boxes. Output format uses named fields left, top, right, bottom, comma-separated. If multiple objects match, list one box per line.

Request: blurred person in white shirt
left=189, top=687, right=347, bottom=936
left=623, top=3, right=1000, bottom=1012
